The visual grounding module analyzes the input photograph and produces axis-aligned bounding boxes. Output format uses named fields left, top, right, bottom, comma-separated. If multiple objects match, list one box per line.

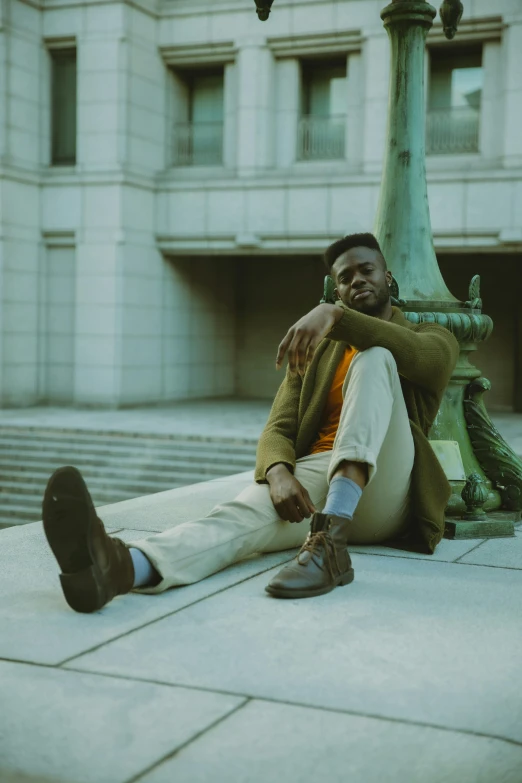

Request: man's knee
left=354, top=346, right=397, bottom=372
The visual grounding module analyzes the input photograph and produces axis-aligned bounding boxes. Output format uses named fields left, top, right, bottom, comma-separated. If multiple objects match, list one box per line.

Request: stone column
left=361, top=30, right=389, bottom=175
left=0, top=1, right=41, bottom=406
left=480, top=41, right=503, bottom=161
left=236, top=40, right=274, bottom=175
left=345, top=52, right=363, bottom=167
left=168, top=68, right=190, bottom=167
left=502, top=16, right=522, bottom=168
left=275, top=58, right=300, bottom=168
left=223, top=62, right=238, bottom=169
left=71, top=5, right=165, bottom=406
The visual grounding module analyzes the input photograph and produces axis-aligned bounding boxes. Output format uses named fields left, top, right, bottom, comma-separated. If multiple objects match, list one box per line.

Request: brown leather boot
left=265, top=512, right=355, bottom=599
left=42, top=466, right=134, bottom=613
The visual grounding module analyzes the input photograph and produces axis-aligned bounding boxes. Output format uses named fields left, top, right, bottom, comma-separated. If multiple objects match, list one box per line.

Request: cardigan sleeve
left=327, top=308, right=459, bottom=393
left=254, top=366, right=303, bottom=483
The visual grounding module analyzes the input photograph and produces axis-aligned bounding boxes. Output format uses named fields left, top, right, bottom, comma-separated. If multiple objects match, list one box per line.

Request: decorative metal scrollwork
left=461, top=473, right=488, bottom=520
left=464, top=274, right=482, bottom=311
left=464, top=377, right=522, bottom=512
left=404, top=311, right=493, bottom=344
left=320, top=275, right=337, bottom=305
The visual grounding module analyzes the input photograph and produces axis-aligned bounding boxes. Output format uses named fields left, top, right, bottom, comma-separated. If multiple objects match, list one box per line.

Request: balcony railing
left=426, top=107, right=480, bottom=155
left=172, top=122, right=224, bottom=166
left=297, top=115, right=346, bottom=161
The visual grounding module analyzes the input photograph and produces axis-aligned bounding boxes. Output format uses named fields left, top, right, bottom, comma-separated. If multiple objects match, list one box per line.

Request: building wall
left=0, top=0, right=521, bottom=409
left=162, top=256, right=237, bottom=401
left=236, top=256, right=325, bottom=399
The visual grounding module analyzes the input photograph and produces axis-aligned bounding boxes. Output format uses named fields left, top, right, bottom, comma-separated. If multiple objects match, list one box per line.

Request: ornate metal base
left=444, top=511, right=519, bottom=540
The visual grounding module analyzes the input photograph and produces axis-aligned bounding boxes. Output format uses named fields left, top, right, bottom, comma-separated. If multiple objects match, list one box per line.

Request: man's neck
left=368, top=301, right=394, bottom=322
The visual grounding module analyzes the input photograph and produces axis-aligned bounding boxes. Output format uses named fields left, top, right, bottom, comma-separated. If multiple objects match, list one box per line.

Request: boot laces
left=298, top=529, right=341, bottom=581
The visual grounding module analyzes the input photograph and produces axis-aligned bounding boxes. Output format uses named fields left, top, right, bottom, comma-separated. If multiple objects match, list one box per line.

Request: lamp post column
left=375, top=1, right=456, bottom=306
left=373, top=0, right=520, bottom=536
left=253, top=0, right=522, bottom=537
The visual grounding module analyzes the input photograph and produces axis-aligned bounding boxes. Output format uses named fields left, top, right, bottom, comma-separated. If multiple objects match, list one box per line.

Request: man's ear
left=385, top=270, right=393, bottom=287
left=334, top=288, right=340, bottom=300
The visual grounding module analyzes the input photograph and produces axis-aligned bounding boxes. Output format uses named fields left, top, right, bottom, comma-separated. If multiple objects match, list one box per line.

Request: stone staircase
left=0, top=426, right=258, bottom=529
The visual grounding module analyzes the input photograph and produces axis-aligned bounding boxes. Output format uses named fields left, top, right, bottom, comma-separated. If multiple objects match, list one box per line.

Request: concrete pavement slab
left=68, top=554, right=522, bottom=743
left=0, top=660, right=243, bottom=783
left=98, top=472, right=254, bottom=533
left=139, top=699, right=522, bottom=783
left=457, top=527, right=522, bottom=570
left=0, top=522, right=293, bottom=665
left=349, top=537, right=484, bottom=562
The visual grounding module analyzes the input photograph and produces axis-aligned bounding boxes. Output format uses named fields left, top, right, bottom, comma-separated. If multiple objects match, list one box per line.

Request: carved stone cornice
left=267, top=30, right=363, bottom=58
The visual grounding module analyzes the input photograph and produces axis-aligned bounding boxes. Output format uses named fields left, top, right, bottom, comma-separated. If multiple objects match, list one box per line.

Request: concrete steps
left=0, top=426, right=257, bottom=529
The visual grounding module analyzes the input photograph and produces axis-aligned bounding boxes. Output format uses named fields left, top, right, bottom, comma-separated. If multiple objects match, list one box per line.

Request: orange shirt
left=308, top=346, right=358, bottom=455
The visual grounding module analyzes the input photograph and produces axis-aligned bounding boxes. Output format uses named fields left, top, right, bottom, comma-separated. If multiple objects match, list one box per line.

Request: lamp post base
left=444, top=512, right=518, bottom=540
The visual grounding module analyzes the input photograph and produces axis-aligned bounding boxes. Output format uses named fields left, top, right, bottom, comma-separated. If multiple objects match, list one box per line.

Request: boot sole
left=43, top=466, right=108, bottom=613
left=265, top=567, right=355, bottom=599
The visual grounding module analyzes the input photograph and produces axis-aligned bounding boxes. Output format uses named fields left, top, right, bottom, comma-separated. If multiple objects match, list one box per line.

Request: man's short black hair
left=323, top=233, right=387, bottom=272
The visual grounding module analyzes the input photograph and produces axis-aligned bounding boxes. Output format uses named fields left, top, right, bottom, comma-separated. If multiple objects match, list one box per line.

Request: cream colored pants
left=132, top=347, right=415, bottom=593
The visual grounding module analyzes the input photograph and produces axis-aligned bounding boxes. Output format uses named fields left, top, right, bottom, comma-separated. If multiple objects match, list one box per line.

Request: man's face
left=331, top=247, right=392, bottom=316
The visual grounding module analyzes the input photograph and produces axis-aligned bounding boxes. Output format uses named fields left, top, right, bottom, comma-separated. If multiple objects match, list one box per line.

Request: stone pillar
left=70, top=5, right=165, bottom=406
left=223, top=62, right=238, bottom=169
left=0, top=0, right=41, bottom=406
left=361, top=30, right=389, bottom=175
left=345, top=52, right=363, bottom=167
left=480, top=41, right=503, bottom=161
left=0, top=10, right=7, bottom=162
left=168, top=68, right=190, bottom=166
left=236, top=41, right=274, bottom=175
left=275, top=58, right=300, bottom=167
left=502, top=16, right=522, bottom=168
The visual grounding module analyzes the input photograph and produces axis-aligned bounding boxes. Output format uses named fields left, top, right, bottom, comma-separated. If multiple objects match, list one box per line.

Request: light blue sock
left=130, top=548, right=159, bottom=588
left=323, top=476, right=363, bottom=519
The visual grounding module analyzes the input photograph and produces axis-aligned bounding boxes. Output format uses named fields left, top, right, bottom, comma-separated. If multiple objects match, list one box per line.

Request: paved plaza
left=1, top=403, right=522, bottom=782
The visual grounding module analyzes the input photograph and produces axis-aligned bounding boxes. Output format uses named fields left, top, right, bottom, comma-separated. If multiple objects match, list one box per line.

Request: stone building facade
left=0, top=0, right=521, bottom=410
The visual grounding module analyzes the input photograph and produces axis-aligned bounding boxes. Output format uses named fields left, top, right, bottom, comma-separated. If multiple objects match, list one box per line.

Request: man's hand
left=276, top=303, right=344, bottom=376
left=266, top=463, right=316, bottom=523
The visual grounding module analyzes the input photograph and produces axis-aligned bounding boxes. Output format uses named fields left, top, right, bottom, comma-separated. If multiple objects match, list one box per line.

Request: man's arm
left=276, top=303, right=459, bottom=395
left=328, top=308, right=459, bottom=393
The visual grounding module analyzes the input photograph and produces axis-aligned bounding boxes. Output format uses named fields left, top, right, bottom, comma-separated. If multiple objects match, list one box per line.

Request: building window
left=172, top=69, right=224, bottom=166
left=297, top=60, right=347, bottom=161
left=50, top=48, right=77, bottom=165
left=427, top=48, right=483, bottom=154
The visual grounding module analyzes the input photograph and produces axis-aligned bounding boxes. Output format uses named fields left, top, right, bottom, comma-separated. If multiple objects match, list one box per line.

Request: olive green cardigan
left=255, top=306, right=460, bottom=554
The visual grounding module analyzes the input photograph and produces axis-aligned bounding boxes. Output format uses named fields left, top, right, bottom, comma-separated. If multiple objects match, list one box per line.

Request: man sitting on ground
left=42, top=233, right=459, bottom=612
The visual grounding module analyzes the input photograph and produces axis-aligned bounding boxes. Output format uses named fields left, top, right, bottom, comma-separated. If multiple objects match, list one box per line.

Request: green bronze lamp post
left=254, top=0, right=522, bottom=538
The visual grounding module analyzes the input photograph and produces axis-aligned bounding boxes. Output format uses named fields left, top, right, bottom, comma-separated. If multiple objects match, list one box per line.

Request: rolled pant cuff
left=327, top=446, right=377, bottom=485
left=127, top=541, right=170, bottom=595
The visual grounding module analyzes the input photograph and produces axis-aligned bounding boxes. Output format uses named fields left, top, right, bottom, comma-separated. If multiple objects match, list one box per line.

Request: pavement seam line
left=448, top=560, right=522, bottom=572
left=56, top=665, right=522, bottom=751
left=352, top=549, right=522, bottom=571
left=124, top=698, right=252, bottom=783
left=453, top=539, right=490, bottom=563
left=56, top=555, right=296, bottom=667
